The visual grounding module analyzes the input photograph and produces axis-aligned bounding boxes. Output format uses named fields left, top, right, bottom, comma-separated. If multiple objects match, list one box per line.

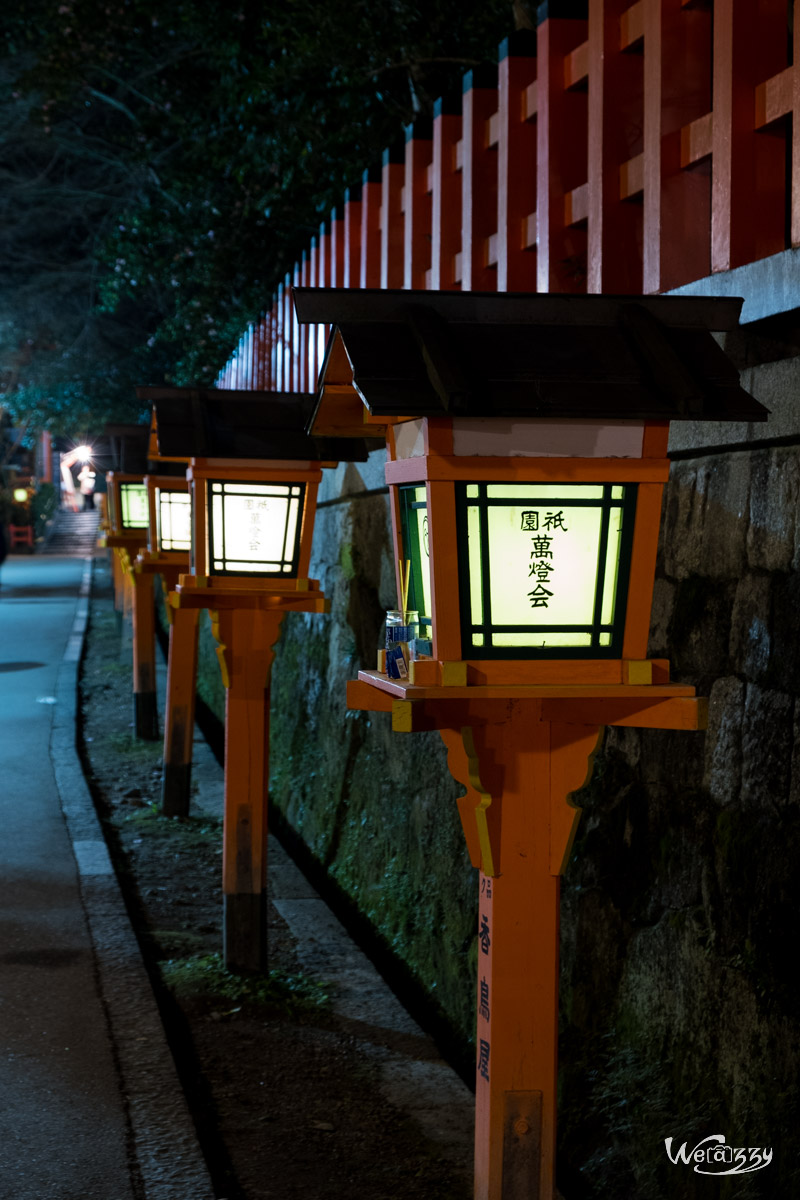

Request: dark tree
left=1, top=0, right=511, bottom=433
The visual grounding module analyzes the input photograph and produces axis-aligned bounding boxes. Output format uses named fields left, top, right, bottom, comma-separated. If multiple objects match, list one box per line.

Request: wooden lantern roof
left=104, top=423, right=151, bottom=473
left=294, top=288, right=769, bottom=427
left=136, top=386, right=375, bottom=462
left=147, top=410, right=190, bottom=468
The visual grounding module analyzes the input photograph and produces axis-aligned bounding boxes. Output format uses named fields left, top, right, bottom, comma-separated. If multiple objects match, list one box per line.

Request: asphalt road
left=0, top=554, right=214, bottom=1200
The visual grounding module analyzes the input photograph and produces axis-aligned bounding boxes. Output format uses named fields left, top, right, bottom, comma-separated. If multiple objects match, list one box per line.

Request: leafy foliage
left=1, top=0, right=510, bottom=434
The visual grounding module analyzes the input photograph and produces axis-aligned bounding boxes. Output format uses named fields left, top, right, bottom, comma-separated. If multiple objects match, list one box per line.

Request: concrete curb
left=50, top=557, right=217, bottom=1200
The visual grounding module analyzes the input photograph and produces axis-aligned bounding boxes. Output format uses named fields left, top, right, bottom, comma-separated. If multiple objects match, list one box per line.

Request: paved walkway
left=0, top=550, right=474, bottom=1198
left=0, top=554, right=214, bottom=1200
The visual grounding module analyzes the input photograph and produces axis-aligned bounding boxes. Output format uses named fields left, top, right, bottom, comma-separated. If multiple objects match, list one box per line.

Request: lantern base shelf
left=105, top=532, right=149, bottom=550
left=136, top=550, right=190, bottom=570
left=349, top=671, right=707, bottom=732
left=180, top=573, right=322, bottom=593
left=354, top=667, right=695, bottom=701
left=135, top=551, right=187, bottom=592
left=172, top=584, right=329, bottom=614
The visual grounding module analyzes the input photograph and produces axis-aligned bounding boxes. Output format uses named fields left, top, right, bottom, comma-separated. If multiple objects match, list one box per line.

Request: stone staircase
left=41, top=508, right=101, bottom=556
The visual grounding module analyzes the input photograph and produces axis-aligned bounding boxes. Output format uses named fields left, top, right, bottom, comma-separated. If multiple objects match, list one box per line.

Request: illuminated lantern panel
left=399, top=485, right=432, bottom=636
left=119, top=482, right=150, bottom=529
left=455, top=482, right=637, bottom=658
left=208, top=480, right=305, bottom=576
left=157, top=489, right=192, bottom=553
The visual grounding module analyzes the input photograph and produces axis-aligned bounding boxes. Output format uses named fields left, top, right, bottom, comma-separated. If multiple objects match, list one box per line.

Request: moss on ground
left=159, top=952, right=331, bottom=1014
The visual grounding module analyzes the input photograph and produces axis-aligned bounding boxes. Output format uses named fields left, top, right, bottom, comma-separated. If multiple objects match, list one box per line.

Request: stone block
left=698, top=455, right=751, bottom=579
left=728, top=573, right=772, bottom=683
left=702, top=677, right=745, bottom=805
left=646, top=576, right=675, bottom=660
left=766, top=571, right=800, bottom=695
left=667, top=575, right=735, bottom=689
left=740, top=683, right=793, bottom=808
left=747, top=448, right=800, bottom=573
left=790, top=703, right=800, bottom=808
left=661, top=462, right=707, bottom=578
left=742, top=357, right=800, bottom=441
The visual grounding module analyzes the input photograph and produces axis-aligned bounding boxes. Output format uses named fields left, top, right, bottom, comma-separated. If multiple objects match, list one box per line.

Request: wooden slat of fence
left=360, top=166, right=382, bottom=288
left=381, top=148, right=406, bottom=289
left=619, top=153, right=643, bottom=201
left=255, top=317, right=262, bottom=391
left=712, top=0, right=788, bottom=274
left=309, top=237, right=319, bottom=389
left=794, top=20, right=800, bottom=247
left=430, top=97, right=462, bottom=290
left=343, top=186, right=362, bottom=290
left=587, top=0, right=644, bottom=293
left=285, top=268, right=296, bottom=391
left=232, top=337, right=239, bottom=389
left=403, top=120, right=433, bottom=291
left=315, top=220, right=329, bottom=384
left=253, top=320, right=263, bottom=389
left=329, top=207, right=344, bottom=288
left=680, top=113, right=713, bottom=169
left=497, top=32, right=537, bottom=292
left=461, top=67, right=499, bottom=292
left=265, top=307, right=275, bottom=392
left=756, top=66, right=792, bottom=128
left=277, top=280, right=285, bottom=391
left=537, top=11, right=589, bottom=293
left=274, top=285, right=283, bottom=393
left=238, top=327, right=246, bottom=389
left=298, top=253, right=309, bottom=392
left=564, top=39, right=589, bottom=90
left=223, top=1, right=800, bottom=386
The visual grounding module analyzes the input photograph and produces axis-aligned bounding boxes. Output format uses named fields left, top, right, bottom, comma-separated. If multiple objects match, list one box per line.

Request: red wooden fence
left=218, top=2, right=797, bottom=389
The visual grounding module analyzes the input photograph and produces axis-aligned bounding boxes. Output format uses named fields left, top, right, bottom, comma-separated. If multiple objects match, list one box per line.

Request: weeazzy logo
left=665, top=1135, right=772, bottom=1176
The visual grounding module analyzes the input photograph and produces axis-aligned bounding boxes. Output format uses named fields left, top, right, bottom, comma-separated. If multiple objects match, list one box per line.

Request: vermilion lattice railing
left=218, top=1, right=797, bottom=391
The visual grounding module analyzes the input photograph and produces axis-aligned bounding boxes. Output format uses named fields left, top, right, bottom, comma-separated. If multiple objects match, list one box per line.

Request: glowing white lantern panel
left=157, top=490, right=192, bottom=553
left=119, top=482, right=150, bottom=529
left=208, top=481, right=305, bottom=576
left=456, top=482, right=637, bottom=658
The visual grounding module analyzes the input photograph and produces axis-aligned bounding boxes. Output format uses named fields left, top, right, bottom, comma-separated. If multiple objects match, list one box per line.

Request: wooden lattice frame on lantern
left=294, top=286, right=769, bottom=1200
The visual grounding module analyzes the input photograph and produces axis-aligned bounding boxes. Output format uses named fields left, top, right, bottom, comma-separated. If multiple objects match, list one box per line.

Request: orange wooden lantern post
left=99, top=475, right=128, bottom=623
left=104, top=469, right=163, bottom=737
left=295, top=287, right=768, bottom=1200
left=138, top=407, right=200, bottom=815
left=145, top=388, right=372, bottom=970
left=137, top=472, right=194, bottom=785
left=101, top=423, right=150, bottom=620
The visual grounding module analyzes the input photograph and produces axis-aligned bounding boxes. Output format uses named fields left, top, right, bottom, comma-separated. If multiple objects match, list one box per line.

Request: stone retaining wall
left=192, top=334, right=800, bottom=1195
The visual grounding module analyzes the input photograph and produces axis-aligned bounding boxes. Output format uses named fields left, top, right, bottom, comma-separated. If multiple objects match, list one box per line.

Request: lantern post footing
left=161, top=604, right=200, bottom=818
left=223, top=891, right=268, bottom=973
left=133, top=691, right=159, bottom=741
left=162, top=763, right=192, bottom=819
